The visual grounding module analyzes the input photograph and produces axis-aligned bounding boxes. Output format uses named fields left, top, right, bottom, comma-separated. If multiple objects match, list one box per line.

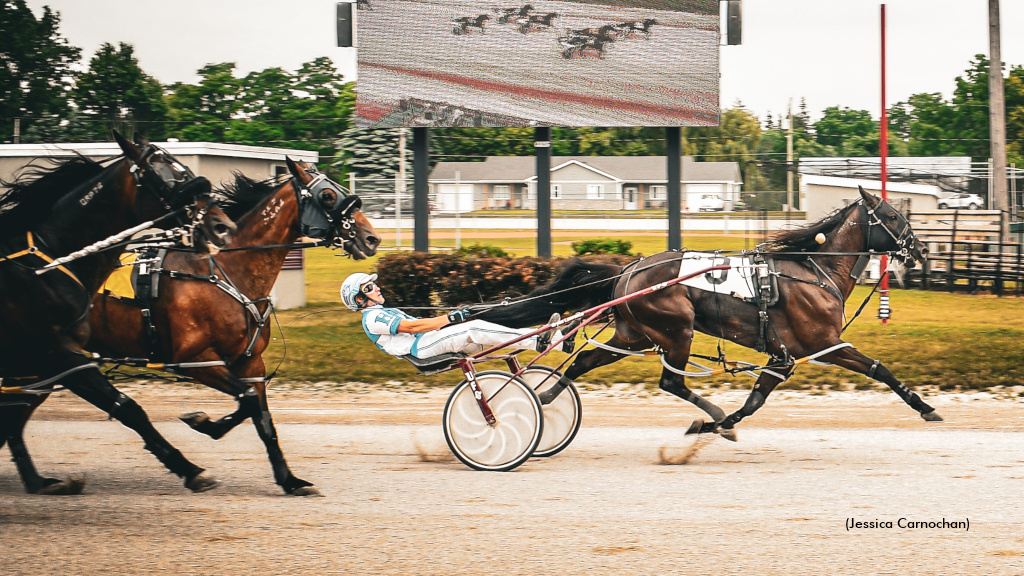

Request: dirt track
left=3, top=385, right=1024, bottom=575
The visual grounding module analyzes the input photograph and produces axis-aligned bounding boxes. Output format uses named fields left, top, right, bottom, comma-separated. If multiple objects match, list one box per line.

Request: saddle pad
left=98, top=252, right=138, bottom=299
left=676, top=252, right=766, bottom=301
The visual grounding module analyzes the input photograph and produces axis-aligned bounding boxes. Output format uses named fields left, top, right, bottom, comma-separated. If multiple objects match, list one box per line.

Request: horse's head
left=286, top=157, right=380, bottom=259
left=184, top=195, right=237, bottom=255
left=858, top=186, right=926, bottom=268
left=113, top=130, right=214, bottom=221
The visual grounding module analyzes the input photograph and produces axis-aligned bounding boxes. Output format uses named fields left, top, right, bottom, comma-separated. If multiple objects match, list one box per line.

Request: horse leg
left=656, top=345, right=731, bottom=439
left=59, top=365, right=218, bottom=492
left=180, top=362, right=320, bottom=496
left=822, top=343, right=942, bottom=421
left=1, top=392, right=84, bottom=494
left=710, top=356, right=796, bottom=436
left=536, top=336, right=634, bottom=405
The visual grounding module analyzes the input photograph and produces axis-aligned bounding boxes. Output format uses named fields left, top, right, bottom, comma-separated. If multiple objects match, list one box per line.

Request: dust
left=657, top=435, right=714, bottom=465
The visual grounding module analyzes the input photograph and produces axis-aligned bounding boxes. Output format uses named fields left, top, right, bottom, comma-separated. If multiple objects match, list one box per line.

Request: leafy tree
left=683, top=106, right=762, bottom=189
left=73, top=42, right=168, bottom=140
left=0, top=0, right=80, bottom=142
left=165, top=62, right=241, bottom=142
left=333, top=126, right=411, bottom=196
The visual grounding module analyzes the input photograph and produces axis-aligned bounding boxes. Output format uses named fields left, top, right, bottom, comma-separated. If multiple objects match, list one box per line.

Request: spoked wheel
left=442, top=370, right=543, bottom=472
left=519, top=366, right=582, bottom=458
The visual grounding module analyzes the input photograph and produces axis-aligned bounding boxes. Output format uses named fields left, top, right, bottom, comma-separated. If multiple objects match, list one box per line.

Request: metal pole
left=455, top=170, right=462, bottom=250
left=879, top=4, right=891, bottom=325
left=413, top=127, right=430, bottom=252
left=989, top=0, right=1009, bottom=241
left=535, top=127, right=552, bottom=258
left=786, top=102, right=793, bottom=211
left=666, top=127, right=682, bottom=251
left=397, top=128, right=406, bottom=248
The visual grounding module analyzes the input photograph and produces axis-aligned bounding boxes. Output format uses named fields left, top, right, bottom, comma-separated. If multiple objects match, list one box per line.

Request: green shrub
left=453, top=243, right=511, bottom=259
left=571, top=239, right=633, bottom=256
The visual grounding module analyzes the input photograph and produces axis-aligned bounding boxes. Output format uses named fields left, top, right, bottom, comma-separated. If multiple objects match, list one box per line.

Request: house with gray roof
left=429, top=156, right=742, bottom=212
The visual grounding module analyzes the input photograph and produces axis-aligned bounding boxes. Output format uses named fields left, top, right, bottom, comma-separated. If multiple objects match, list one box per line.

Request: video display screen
left=355, top=0, right=720, bottom=128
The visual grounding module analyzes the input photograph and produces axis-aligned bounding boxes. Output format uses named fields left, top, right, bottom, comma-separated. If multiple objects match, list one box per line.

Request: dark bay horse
left=478, top=187, right=940, bottom=441
left=86, top=159, right=380, bottom=496
left=0, top=131, right=235, bottom=494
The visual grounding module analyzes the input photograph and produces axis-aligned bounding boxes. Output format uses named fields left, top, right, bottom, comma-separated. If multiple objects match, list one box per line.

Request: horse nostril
left=367, top=235, right=381, bottom=247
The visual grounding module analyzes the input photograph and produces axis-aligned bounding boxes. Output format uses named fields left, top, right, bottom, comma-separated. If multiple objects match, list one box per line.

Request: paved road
left=2, top=387, right=1023, bottom=575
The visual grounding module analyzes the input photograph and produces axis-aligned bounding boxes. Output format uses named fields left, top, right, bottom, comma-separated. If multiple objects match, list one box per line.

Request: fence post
left=947, top=210, right=958, bottom=292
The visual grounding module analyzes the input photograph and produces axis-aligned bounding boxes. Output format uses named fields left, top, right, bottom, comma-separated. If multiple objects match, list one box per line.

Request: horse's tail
left=472, top=257, right=622, bottom=328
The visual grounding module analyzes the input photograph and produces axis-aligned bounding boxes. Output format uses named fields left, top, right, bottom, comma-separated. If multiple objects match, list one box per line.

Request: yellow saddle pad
left=99, top=252, right=138, bottom=299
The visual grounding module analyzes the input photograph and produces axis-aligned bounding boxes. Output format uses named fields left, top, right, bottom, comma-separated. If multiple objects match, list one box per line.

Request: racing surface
left=3, top=385, right=1023, bottom=575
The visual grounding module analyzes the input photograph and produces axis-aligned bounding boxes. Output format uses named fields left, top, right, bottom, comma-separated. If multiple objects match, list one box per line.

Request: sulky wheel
left=442, top=370, right=543, bottom=472
left=518, top=366, right=582, bottom=458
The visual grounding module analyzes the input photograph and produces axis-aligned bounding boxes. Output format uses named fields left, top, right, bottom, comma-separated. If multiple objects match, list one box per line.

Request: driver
left=341, top=272, right=579, bottom=359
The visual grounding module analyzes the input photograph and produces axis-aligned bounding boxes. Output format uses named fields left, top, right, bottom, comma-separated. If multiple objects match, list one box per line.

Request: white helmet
left=341, top=272, right=378, bottom=311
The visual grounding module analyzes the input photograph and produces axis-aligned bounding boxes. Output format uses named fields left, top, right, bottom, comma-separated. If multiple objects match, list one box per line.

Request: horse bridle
left=859, top=199, right=916, bottom=263
left=129, top=145, right=208, bottom=216
left=294, top=172, right=362, bottom=248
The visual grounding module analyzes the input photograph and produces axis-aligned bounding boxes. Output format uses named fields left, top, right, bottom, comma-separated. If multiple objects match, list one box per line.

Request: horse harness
left=116, top=247, right=272, bottom=367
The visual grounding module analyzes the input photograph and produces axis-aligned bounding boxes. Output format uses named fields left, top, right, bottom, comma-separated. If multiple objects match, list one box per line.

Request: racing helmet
left=341, top=272, right=378, bottom=310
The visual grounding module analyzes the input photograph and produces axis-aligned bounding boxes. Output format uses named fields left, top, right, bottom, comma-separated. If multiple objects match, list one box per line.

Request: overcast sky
left=24, top=0, right=1024, bottom=123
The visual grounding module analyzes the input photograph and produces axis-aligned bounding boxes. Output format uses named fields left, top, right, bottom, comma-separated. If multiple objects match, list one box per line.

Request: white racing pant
left=412, top=319, right=548, bottom=359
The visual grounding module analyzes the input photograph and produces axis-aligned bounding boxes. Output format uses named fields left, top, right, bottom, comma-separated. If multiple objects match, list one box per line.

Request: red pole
left=879, top=4, right=891, bottom=324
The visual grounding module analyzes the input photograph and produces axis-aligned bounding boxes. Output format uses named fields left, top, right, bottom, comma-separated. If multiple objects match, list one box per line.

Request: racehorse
left=518, top=12, right=557, bottom=33
left=495, top=4, right=532, bottom=24
left=476, top=187, right=941, bottom=441
left=452, top=14, right=490, bottom=35
left=0, top=131, right=235, bottom=494
left=86, top=159, right=380, bottom=496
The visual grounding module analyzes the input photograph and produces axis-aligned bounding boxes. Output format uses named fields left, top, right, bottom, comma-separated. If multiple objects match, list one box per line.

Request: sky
left=23, top=0, right=1024, bottom=124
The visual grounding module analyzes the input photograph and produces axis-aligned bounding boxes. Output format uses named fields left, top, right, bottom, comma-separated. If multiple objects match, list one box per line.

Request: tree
left=334, top=126, right=410, bottom=198
left=74, top=42, right=168, bottom=140
left=165, top=62, right=241, bottom=142
left=0, top=0, right=80, bottom=142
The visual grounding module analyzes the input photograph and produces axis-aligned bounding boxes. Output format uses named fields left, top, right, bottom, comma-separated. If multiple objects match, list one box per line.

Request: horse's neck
left=817, top=208, right=867, bottom=298
left=40, top=161, right=139, bottom=291
left=214, top=183, right=302, bottom=297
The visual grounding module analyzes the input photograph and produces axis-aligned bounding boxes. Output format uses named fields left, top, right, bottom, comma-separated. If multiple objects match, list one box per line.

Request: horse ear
left=858, top=186, right=881, bottom=208
left=133, top=132, right=151, bottom=147
left=285, top=157, right=309, bottom=184
left=113, top=129, right=143, bottom=161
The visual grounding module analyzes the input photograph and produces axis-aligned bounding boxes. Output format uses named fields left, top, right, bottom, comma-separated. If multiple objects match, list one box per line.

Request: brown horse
left=87, top=159, right=380, bottom=496
left=0, top=131, right=235, bottom=494
left=477, top=187, right=940, bottom=442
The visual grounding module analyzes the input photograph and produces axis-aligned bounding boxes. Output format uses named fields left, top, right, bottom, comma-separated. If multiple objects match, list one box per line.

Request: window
left=529, top=184, right=560, bottom=199
left=650, top=185, right=666, bottom=200
left=493, top=185, right=510, bottom=200
left=587, top=184, right=604, bottom=200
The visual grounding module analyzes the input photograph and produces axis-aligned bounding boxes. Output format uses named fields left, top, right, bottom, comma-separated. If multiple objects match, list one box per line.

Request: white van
left=697, top=194, right=725, bottom=212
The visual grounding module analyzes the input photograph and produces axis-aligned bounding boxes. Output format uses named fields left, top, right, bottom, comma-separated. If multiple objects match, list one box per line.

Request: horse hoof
left=685, top=419, right=705, bottom=435
left=290, top=486, right=325, bottom=497
left=180, top=411, right=210, bottom=429
left=921, top=410, right=944, bottom=422
left=185, top=471, right=220, bottom=493
left=36, top=476, right=86, bottom=495
left=718, top=427, right=738, bottom=442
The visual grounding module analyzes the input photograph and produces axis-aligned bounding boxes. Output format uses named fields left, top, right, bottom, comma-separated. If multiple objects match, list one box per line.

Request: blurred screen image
left=355, top=0, right=720, bottom=127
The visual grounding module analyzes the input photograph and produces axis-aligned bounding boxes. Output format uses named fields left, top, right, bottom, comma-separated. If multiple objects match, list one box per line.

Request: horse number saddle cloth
left=98, top=248, right=167, bottom=304
left=676, top=251, right=780, bottom=307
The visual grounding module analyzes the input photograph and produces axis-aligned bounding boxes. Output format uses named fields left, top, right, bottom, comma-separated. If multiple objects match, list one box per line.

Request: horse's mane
left=212, top=172, right=283, bottom=220
left=0, top=155, right=107, bottom=240
left=762, top=201, right=861, bottom=258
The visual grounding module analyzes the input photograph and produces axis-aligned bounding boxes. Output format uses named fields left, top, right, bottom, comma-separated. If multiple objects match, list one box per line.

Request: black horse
left=0, top=131, right=235, bottom=494
left=452, top=14, right=490, bottom=35
left=477, top=187, right=940, bottom=441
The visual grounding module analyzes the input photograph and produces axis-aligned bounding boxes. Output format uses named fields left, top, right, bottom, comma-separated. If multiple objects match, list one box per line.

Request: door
left=624, top=187, right=638, bottom=210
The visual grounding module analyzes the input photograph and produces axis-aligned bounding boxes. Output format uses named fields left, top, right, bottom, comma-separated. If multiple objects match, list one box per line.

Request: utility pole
left=988, top=0, right=1009, bottom=241
left=786, top=102, right=794, bottom=211
left=879, top=4, right=890, bottom=325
